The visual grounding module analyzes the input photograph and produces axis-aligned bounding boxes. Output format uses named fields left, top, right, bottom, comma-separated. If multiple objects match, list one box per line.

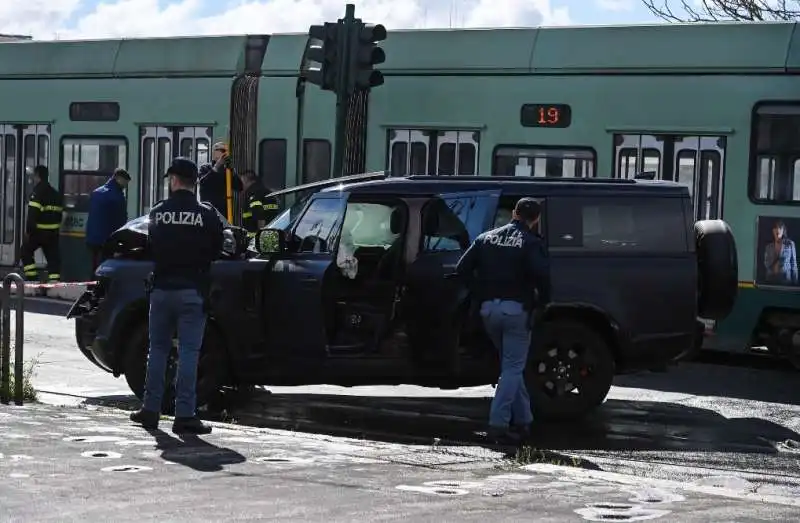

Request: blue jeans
left=481, top=299, right=533, bottom=429
left=142, top=288, right=207, bottom=418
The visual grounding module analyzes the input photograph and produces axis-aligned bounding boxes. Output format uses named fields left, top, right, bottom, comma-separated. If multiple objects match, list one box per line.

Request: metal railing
left=0, top=273, right=25, bottom=405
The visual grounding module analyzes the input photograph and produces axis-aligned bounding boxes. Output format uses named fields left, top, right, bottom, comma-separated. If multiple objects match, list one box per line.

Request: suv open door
left=403, top=189, right=501, bottom=372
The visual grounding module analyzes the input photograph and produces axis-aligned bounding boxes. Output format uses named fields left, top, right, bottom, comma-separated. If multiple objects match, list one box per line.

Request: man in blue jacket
left=86, top=168, right=130, bottom=272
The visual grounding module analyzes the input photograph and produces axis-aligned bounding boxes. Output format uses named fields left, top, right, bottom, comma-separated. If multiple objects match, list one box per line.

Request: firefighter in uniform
left=129, top=157, right=224, bottom=435
left=455, top=197, right=551, bottom=445
left=20, top=165, right=63, bottom=282
left=238, top=169, right=279, bottom=239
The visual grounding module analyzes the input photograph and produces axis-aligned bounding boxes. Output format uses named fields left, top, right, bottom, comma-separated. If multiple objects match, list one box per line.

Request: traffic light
left=349, top=22, right=387, bottom=91
left=302, top=22, right=340, bottom=92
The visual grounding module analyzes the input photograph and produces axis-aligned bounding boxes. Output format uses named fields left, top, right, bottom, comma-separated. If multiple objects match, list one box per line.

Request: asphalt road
left=8, top=309, right=800, bottom=517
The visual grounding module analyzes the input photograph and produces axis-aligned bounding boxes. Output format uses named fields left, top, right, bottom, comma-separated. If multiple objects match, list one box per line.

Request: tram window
left=259, top=139, right=287, bottom=191
left=492, top=146, right=595, bottom=177
left=438, top=143, right=455, bottom=175
left=141, top=137, right=154, bottom=213
left=390, top=142, right=408, bottom=176
left=179, top=138, right=193, bottom=159
left=751, top=104, right=800, bottom=203
left=756, top=155, right=777, bottom=200
left=676, top=150, right=695, bottom=196
left=302, top=139, right=331, bottom=184
left=37, top=135, right=49, bottom=166
left=793, top=159, right=800, bottom=201
left=616, top=147, right=661, bottom=179
left=458, top=143, right=476, bottom=175
left=390, top=141, right=428, bottom=176
left=61, top=137, right=127, bottom=210
left=3, top=134, right=16, bottom=245
left=196, top=139, right=209, bottom=166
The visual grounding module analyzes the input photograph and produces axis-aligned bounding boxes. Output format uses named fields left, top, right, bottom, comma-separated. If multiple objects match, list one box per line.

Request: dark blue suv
left=68, top=172, right=738, bottom=420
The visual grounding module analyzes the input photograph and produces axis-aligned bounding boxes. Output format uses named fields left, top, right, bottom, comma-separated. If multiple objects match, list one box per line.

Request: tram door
left=672, top=136, right=726, bottom=221
left=139, top=125, right=212, bottom=215
left=614, top=133, right=726, bottom=220
left=0, top=124, right=50, bottom=267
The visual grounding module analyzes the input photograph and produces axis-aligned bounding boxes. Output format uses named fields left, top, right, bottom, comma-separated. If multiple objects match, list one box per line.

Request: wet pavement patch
left=575, top=502, right=672, bottom=521
left=100, top=465, right=152, bottom=473
left=253, top=456, right=314, bottom=464
left=63, top=435, right=126, bottom=443
left=81, top=450, right=121, bottom=459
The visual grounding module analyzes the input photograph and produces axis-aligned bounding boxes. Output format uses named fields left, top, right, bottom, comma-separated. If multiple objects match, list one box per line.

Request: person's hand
left=214, top=154, right=228, bottom=169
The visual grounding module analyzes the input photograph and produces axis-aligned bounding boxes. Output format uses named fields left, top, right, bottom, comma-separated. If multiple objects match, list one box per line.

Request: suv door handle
left=300, top=277, right=318, bottom=283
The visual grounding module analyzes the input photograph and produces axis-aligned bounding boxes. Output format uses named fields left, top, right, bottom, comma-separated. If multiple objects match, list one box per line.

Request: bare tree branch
left=642, top=0, right=800, bottom=22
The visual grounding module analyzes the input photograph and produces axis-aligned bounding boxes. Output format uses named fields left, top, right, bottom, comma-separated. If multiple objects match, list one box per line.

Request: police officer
left=238, top=169, right=279, bottom=239
left=455, top=197, right=551, bottom=445
left=130, top=157, right=224, bottom=435
left=20, top=165, right=63, bottom=282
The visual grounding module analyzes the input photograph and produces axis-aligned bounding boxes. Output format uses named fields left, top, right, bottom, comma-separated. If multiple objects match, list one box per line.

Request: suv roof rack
left=402, top=175, right=636, bottom=184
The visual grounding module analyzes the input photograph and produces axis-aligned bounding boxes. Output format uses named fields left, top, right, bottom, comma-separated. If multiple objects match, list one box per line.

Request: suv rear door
left=404, top=189, right=501, bottom=368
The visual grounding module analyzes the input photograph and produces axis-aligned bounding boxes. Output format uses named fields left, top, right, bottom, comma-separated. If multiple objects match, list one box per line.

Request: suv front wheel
left=526, top=319, right=615, bottom=421
left=123, top=322, right=227, bottom=415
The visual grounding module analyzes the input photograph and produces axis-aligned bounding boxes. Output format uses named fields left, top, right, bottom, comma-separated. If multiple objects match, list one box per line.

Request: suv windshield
left=266, top=190, right=316, bottom=231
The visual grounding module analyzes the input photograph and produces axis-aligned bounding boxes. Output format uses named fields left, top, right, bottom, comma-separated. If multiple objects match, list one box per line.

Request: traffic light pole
left=332, top=3, right=356, bottom=178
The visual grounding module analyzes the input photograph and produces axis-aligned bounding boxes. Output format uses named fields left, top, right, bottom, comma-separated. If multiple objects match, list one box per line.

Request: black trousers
left=21, top=230, right=61, bottom=281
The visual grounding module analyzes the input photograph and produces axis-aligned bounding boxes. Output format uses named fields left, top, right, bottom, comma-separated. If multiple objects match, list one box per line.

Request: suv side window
left=422, top=195, right=492, bottom=252
left=547, top=196, right=687, bottom=251
left=291, top=197, right=345, bottom=253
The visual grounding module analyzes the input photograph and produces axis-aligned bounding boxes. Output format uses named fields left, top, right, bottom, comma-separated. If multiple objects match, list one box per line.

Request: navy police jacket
left=455, top=220, right=552, bottom=310
left=147, top=189, right=224, bottom=290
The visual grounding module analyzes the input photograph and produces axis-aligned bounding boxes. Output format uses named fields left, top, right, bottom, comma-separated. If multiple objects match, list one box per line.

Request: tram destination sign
left=520, top=103, right=572, bottom=128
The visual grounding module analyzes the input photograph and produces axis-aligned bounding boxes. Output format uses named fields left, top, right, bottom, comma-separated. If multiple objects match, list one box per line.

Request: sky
left=0, top=0, right=662, bottom=41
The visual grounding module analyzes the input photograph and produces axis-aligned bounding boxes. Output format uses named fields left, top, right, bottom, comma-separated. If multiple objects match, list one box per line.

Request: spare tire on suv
left=695, top=219, right=738, bottom=320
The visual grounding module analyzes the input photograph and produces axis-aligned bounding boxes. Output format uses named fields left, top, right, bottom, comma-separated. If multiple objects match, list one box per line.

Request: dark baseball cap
left=114, top=168, right=131, bottom=181
left=164, top=157, right=198, bottom=182
left=514, top=197, right=541, bottom=222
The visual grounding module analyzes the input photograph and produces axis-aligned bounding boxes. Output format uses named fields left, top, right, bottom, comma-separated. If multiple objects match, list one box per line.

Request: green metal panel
left=783, top=23, right=800, bottom=71
left=112, top=36, right=250, bottom=76
left=530, top=22, right=795, bottom=73
left=383, top=28, right=537, bottom=73
left=0, top=40, right=120, bottom=78
left=260, top=33, right=307, bottom=74
left=0, top=36, right=252, bottom=78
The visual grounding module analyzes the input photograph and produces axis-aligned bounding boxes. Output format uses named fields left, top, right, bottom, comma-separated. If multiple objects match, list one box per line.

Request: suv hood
left=103, top=206, right=248, bottom=260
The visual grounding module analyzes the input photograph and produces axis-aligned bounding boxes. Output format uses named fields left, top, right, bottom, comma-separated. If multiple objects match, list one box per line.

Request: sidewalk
left=0, top=402, right=798, bottom=522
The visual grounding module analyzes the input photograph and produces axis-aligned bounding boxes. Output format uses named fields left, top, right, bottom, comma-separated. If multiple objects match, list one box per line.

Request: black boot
left=172, top=416, right=212, bottom=435
left=130, top=408, right=159, bottom=430
left=511, top=423, right=532, bottom=441
left=487, top=425, right=522, bottom=446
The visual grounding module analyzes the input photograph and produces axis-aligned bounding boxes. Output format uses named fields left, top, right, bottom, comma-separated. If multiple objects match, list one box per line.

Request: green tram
left=0, top=21, right=799, bottom=362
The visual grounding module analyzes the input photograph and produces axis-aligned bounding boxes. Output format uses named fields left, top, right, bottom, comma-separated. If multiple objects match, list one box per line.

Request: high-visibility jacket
left=27, top=181, right=63, bottom=234
left=241, top=183, right=279, bottom=236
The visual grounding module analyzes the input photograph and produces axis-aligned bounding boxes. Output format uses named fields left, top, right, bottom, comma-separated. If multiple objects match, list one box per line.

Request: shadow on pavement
left=213, top=391, right=800, bottom=456
left=614, top=359, right=800, bottom=405
left=147, top=428, right=247, bottom=472
left=80, top=364, right=800, bottom=464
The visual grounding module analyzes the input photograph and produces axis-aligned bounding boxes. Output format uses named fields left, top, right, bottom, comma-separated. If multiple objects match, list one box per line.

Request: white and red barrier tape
left=0, top=280, right=97, bottom=289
